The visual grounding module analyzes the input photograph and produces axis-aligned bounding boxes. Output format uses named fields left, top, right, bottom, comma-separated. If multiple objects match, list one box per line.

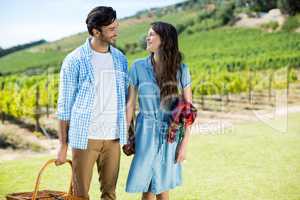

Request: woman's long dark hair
left=150, top=21, right=182, bottom=106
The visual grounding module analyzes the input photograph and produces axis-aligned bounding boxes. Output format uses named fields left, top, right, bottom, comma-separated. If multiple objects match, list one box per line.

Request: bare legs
left=142, top=192, right=169, bottom=200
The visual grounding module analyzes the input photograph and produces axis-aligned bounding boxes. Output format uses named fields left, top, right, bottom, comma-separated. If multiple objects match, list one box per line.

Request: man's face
left=98, top=20, right=119, bottom=44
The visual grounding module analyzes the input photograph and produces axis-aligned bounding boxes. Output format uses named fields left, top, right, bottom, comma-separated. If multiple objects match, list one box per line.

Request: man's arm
left=126, top=85, right=137, bottom=132
left=55, top=56, right=79, bottom=165
left=123, top=56, right=129, bottom=100
left=55, top=120, right=69, bottom=165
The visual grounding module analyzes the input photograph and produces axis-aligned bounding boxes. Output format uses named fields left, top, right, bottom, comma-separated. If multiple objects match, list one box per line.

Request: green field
left=0, top=4, right=299, bottom=75
left=1, top=112, right=299, bottom=200
left=1, top=25, right=299, bottom=122
left=0, top=1, right=300, bottom=199
left=0, top=8, right=199, bottom=74
left=0, top=3, right=299, bottom=108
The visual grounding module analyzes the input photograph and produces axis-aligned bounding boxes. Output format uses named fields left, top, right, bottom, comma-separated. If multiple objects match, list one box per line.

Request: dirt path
left=0, top=122, right=58, bottom=162
left=192, top=104, right=300, bottom=135
left=1, top=103, right=300, bottom=162
left=234, top=9, right=286, bottom=30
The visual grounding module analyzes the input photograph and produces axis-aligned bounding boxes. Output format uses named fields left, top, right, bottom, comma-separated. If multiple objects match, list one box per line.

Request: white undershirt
left=88, top=50, right=119, bottom=140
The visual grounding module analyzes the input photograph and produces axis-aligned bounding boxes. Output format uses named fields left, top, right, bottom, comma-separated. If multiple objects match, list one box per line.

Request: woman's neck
left=152, top=52, right=163, bottom=75
left=91, top=37, right=109, bottom=53
left=153, top=52, right=159, bottom=63
left=153, top=52, right=163, bottom=68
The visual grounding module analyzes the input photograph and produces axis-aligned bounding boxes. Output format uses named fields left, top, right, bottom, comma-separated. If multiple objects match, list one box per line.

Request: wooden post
left=35, top=85, right=41, bottom=132
left=200, top=80, right=205, bottom=110
left=1, top=81, right=4, bottom=124
left=201, top=94, right=205, bottom=110
left=248, top=69, right=252, bottom=104
left=223, top=82, right=229, bottom=105
left=45, top=81, right=49, bottom=118
left=287, top=65, right=291, bottom=97
left=268, top=70, right=273, bottom=103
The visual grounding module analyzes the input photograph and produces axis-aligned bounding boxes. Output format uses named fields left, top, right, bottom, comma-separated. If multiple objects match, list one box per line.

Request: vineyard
left=0, top=61, right=298, bottom=135
left=1, top=1, right=300, bottom=199
left=0, top=72, right=58, bottom=133
left=0, top=1, right=299, bottom=136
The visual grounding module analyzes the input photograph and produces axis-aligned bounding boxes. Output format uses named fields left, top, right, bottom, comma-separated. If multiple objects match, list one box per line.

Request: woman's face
left=146, top=28, right=161, bottom=53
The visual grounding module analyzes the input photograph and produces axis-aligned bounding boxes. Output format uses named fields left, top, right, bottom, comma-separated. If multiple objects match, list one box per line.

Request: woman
left=125, top=21, right=193, bottom=200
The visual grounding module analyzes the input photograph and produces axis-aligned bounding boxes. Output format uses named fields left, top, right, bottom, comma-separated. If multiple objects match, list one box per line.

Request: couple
left=56, top=6, right=193, bottom=200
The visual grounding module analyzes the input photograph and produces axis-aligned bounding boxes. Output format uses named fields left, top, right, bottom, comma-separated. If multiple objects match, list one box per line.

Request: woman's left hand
left=176, top=139, right=188, bottom=163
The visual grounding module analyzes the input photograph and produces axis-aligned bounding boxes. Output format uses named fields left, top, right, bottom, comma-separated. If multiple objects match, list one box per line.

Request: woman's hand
left=176, top=138, right=188, bottom=163
left=122, top=135, right=135, bottom=156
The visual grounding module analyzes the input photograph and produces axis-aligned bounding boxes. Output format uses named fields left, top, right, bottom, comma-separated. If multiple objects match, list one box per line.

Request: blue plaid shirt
left=56, top=38, right=128, bottom=149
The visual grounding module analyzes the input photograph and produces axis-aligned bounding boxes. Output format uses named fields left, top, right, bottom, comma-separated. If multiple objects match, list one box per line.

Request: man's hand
left=55, top=143, right=68, bottom=166
left=56, top=120, right=69, bottom=166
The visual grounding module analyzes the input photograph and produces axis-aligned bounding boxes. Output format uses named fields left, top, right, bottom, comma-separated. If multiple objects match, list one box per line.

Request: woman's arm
left=126, top=85, right=137, bottom=133
left=176, top=85, right=193, bottom=163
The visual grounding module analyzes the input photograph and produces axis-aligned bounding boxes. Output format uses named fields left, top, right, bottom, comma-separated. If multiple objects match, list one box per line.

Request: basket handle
left=31, top=159, right=73, bottom=200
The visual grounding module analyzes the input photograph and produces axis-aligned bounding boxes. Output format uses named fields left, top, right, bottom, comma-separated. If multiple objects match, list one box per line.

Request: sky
left=0, top=0, right=185, bottom=49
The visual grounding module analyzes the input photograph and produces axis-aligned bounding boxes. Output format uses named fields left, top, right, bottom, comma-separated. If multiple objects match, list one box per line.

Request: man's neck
left=91, top=37, right=110, bottom=53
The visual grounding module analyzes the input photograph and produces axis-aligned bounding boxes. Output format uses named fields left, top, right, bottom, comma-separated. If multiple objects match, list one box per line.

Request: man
left=55, top=6, right=128, bottom=200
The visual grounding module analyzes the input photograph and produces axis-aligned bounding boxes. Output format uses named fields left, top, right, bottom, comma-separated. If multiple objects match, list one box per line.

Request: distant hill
left=0, top=0, right=299, bottom=75
left=0, top=0, right=299, bottom=124
left=0, top=39, right=47, bottom=58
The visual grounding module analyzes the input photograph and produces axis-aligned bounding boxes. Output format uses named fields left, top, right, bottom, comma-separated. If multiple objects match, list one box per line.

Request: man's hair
left=86, top=6, right=116, bottom=36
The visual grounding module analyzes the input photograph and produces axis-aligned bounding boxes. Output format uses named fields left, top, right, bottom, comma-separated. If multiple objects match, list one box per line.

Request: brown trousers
left=72, top=139, right=120, bottom=200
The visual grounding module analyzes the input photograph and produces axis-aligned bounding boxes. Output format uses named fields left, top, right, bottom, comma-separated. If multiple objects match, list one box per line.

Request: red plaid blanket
left=167, top=99, right=197, bottom=143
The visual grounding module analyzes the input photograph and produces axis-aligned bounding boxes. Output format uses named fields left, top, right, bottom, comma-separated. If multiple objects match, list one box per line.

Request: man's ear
left=92, top=28, right=101, bottom=37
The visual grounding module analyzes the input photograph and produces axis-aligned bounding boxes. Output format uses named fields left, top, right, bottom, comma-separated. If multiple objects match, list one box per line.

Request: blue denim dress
left=126, top=56, right=192, bottom=194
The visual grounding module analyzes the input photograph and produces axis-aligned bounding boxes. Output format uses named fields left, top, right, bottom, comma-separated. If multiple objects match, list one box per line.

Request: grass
left=0, top=50, right=65, bottom=74
left=0, top=112, right=299, bottom=200
left=282, top=14, right=300, bottom=32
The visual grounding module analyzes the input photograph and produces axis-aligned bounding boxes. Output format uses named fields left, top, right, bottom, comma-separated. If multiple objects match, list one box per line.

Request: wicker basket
left=6, top=159, right=85, bottom=200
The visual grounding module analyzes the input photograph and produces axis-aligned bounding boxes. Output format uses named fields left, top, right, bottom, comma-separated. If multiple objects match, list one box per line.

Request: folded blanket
left=167, top=99, right=197, bottom=143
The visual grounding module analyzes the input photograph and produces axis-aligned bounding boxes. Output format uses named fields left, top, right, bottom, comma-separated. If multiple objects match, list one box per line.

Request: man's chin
left=110, top=38, right=117, bottom=44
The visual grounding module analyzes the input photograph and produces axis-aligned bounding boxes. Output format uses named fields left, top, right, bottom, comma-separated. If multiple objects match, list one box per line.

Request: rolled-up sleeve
left=56, top=57, right=79, bottom=121
left=123, top=56, right=129, bottom=99
left=180, top=63, right=192, bottom=89
left=128, top=62, right=138, bottom=88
